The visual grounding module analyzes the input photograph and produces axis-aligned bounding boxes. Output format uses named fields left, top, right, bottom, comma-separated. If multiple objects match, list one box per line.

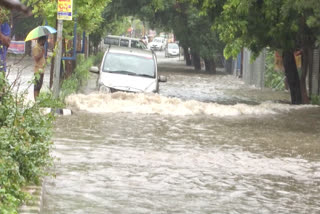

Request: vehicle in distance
left=165, top=43, right=180, bottom=57
left=147, top=37, right=166, bottom=51
left=90, top=46, right=167, bottom=93
left=104, top=35, right=147, bottom=49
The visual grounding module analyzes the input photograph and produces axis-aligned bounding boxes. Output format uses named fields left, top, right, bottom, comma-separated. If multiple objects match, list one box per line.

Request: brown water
left=42, top=54, right=320, bottom=214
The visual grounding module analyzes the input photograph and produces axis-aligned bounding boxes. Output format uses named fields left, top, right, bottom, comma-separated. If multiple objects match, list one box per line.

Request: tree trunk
left=94, top=45, right=99, bottom=55
left=225, top=58, right=233, bottom=74
left=183, top=46, right=192, bottom=66
left=49, top=56, right=54, bottom=89
left=192, top=52, right=201, bottom=70
left=50, top=31, right=57, bottom=89
left=204, top=58, right=216, bottom=74
left=282, top=50, right=302, bottom=104
left=301, top=48, right=310, bottom=104
left=308, top=48, right=314, bottom=97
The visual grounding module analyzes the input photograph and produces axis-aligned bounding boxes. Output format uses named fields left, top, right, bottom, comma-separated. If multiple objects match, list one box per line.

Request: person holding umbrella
left=25, top=25, right=56, bottom=100
left=32, top=36, right=47, bottom=100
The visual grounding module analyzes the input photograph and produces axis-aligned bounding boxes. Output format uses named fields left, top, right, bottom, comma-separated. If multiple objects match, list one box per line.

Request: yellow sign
left=57, top=0, right=73, bottom=20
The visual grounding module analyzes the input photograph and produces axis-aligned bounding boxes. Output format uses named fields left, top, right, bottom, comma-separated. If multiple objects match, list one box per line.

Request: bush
left=311, top=95, right=320, bottom=105
left=0, top=73, right=54, bottom=213
left=37, top=91, right=65, bottom=109
left=60, top=53, right=103, bottom=100
left=265, top=50, right=286, bottom=90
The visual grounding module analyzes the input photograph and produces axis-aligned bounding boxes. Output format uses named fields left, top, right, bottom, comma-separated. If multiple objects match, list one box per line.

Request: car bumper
left=167, top=52, right=179, bottom=56
left=150, top=46, right=162, bottom=50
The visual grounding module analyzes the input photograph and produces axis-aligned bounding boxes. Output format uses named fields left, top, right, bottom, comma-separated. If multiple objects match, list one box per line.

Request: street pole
left=53, top=19, right=63, bottom=98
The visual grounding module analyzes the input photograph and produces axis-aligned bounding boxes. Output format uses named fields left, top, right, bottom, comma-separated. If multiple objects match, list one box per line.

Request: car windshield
left=103, top=53, right=155, bottom=78
left=168, top=43, right=179, bottom=49
left=153, top=38, right=163, bottom=43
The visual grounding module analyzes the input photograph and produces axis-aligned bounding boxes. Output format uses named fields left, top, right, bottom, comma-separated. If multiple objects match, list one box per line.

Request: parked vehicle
left=147, top=37, right=166, bottom=51
left=90, top=46, right=167, bottom=93
left=104, top=35, right=147, bottom=49
left=165, top=43, right=180, bottom=57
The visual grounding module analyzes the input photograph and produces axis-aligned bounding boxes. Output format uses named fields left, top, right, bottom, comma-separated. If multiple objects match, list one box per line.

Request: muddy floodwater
left=42, top=54, right=320, bottom=214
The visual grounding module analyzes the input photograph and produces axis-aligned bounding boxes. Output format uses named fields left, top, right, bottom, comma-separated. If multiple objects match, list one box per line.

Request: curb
left=40, top=108, right=72, bottom=116
left=18, top=179, right=44, bottom=214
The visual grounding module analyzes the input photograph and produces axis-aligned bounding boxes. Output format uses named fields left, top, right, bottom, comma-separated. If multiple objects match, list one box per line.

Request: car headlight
left=99, top=85, right=111, bottom=93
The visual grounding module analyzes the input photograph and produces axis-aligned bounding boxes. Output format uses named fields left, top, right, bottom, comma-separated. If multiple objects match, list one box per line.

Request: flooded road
left=42, top=53, right=320, bottom=214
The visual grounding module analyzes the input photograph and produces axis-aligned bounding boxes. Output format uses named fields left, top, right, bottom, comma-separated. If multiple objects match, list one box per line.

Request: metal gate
left=242, top=48, right=266, bottom=88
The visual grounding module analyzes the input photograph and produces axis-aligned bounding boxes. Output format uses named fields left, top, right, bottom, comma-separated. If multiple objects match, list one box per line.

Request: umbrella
left=25, top=26, right=57, bottom=42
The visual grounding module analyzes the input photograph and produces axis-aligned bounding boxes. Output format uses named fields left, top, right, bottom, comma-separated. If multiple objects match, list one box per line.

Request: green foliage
left=106, top=0, right=225, bottom=61
left=23, top=0, right=111, bottom=35
left=214, top=0, right=320, bottom=58
left=60, top=53, right=103, bottom=100
left=264, top=50, right=285, bottom=90
left=0, top=74, right=53, bottom=213
left=37, top=91, right=65, bottom=109
left=311, top=95, right=320, bottom=105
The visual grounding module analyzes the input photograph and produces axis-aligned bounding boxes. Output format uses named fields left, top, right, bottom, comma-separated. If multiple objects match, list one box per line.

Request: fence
left=241, top=49, right=266, bottom=88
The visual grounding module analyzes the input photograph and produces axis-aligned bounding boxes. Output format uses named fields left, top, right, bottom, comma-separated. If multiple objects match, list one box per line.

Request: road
left=11, top=51, right=319, bottom=214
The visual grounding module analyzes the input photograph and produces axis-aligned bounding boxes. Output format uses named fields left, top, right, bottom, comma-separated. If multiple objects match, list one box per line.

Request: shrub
left=37, top=91, right=65, bottom=109
left=0, top=73, right=54, bottom=213
left=264, top=50, right=286, bottom=90
left=60, top=53, right=102, bottom=100
left=311, top=95, right=320, bottom=105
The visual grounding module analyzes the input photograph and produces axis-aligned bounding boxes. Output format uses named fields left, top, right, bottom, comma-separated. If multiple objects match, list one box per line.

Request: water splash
left=65, top=92, right=315, bottom=117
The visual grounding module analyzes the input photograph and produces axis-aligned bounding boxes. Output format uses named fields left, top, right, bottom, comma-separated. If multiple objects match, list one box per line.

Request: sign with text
left=57, top=0, right=73, bottom=20
left=8, top=41, right=25, bottom=54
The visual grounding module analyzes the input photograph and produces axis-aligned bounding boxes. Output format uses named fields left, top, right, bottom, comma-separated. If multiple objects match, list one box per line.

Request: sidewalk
left=6, top=55, right=51, bottom=102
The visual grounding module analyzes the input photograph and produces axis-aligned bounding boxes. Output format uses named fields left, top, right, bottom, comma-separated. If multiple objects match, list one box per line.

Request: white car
left=103, top=35, right=147, bottom=50
left=90, top=46, right=167, bottom=93
left=165, top=43, right=180, bottom=57
left=148, top=37, right=166, bottom=51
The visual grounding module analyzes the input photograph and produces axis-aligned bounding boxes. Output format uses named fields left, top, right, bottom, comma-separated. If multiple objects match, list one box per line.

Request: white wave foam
left=65, top=92, right=316, bottom=117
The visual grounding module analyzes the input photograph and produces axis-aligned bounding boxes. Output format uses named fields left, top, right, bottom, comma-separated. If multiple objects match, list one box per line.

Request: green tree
left=22, top=0, right=110, bottom=34
left=105, top=0, right=225, bottom=72
left=203, top=0, right=320, bottom=104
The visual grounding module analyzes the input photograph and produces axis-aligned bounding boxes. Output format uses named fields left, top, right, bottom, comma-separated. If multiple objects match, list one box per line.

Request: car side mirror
left=90, top=66, right=99, bottom=74
left=158, top=75, right=167, bottom=83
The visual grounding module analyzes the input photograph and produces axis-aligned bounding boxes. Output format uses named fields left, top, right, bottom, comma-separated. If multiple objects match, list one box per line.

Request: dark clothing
left=34, top=73, right=44, bottom=91
left=0, top=23, right=10, bottom=72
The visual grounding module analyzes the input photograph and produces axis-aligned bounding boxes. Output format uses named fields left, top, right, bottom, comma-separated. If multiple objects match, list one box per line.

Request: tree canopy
left=22, top=0, right=111, bottom=34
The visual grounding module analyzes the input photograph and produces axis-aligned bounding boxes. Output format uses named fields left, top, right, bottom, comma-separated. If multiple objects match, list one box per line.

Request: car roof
left=107, top=46, right=154, bottom=58
left=106, top=35, right=143, bottom=42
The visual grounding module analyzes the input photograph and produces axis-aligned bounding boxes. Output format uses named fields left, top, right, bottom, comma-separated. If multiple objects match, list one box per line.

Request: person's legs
left=34, top=73, right=44, bottom=101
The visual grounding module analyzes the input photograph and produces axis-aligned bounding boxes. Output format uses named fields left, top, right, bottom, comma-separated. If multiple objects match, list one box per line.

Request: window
left=131, top=40, right=147, bottom=49
left=120, top=39, right=129, bottom=47
left=168, top=43, right=179, bottom=49
left=104, top=37, right=119, bottom=45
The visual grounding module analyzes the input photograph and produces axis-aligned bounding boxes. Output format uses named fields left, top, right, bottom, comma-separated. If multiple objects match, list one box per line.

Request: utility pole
left=54, top=0, right=73, bottom=98
left=53, top=19, right=63, bottom=98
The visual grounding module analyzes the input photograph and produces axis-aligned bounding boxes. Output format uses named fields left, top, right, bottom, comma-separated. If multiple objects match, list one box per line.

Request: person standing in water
left=32, top=36, right=46, bottom=100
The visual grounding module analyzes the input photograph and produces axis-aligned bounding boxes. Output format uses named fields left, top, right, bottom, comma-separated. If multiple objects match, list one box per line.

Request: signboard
left=275, top=51, right=301, bottom=71
left=57, top=0, right=73, bottom=20
left=8, top=41, right=25, bottom=54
